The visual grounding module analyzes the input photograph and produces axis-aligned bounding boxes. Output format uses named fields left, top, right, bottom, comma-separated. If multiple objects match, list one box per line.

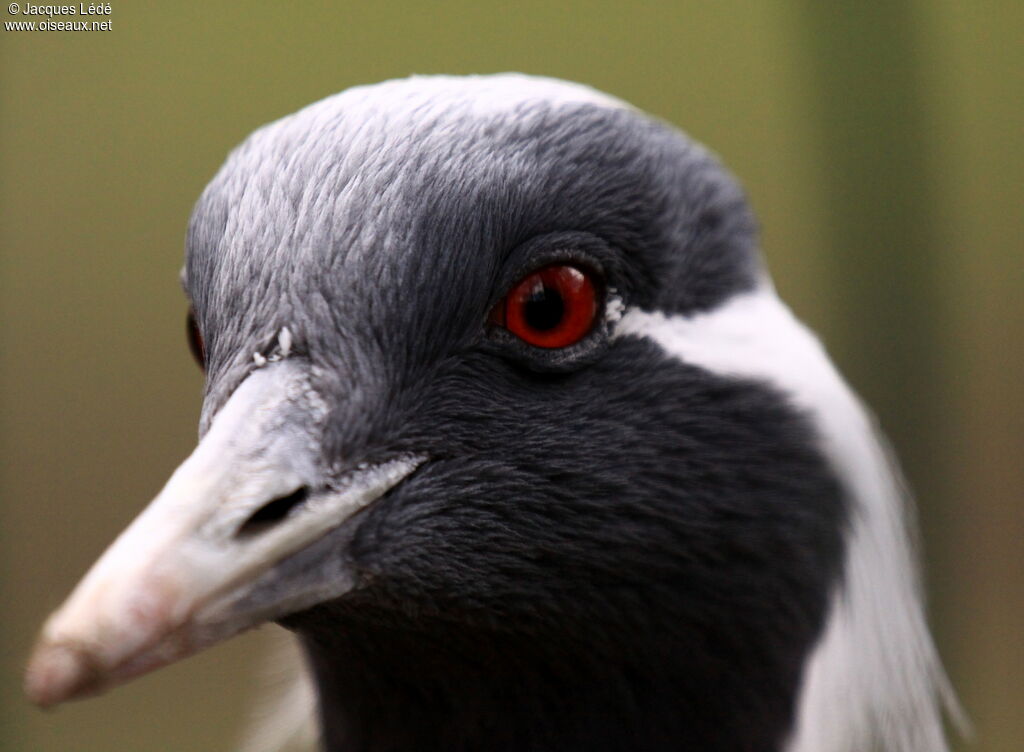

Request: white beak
left=25, top=360, right=421, bottom=707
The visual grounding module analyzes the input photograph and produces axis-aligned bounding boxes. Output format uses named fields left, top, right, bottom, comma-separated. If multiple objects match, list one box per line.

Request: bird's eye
left=186, top=308, right=206, bottom=371
left=490, top=264, right=599, bottom=349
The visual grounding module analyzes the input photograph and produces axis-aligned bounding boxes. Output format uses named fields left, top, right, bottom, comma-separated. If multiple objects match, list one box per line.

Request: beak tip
left=25, top=639, right=101, bottom=709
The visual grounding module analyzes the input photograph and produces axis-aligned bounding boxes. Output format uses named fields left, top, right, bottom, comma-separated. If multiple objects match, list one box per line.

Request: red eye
left=491, top=264, right=599, bottom=349
left=186, top=308, right=206, bottom=371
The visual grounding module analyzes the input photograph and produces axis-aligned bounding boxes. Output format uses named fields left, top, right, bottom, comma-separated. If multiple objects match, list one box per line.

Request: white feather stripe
left=614, top=287, right=958, bottom=752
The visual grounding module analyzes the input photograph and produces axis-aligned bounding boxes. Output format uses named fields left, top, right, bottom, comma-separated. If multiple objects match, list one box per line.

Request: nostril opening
left=236, top=487, right=310, bottom=538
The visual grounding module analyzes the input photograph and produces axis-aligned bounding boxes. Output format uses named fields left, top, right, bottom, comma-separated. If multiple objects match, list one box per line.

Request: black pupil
left=524, top=283, right=564, bottom=331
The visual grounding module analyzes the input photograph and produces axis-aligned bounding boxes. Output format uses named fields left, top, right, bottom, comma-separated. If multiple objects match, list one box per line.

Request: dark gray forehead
left=185, top=74, right=758, bottom=393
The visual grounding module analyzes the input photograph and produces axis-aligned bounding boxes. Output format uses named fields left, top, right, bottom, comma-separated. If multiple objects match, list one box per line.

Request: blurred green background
left=1, top=2, right=1020, bottom=750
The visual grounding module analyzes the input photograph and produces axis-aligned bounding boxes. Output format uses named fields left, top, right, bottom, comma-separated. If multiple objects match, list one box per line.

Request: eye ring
left=490, top=264, right=600, bottom=349
left=186, top=308, right=206, bottom=371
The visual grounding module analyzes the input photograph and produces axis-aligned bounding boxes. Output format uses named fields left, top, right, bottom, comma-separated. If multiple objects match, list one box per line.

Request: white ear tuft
left=614, top=286, right=962, bottom=752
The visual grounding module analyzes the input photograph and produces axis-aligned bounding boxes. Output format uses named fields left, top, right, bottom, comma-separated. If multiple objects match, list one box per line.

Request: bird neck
left=295, top=599, right=801, bottom=752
